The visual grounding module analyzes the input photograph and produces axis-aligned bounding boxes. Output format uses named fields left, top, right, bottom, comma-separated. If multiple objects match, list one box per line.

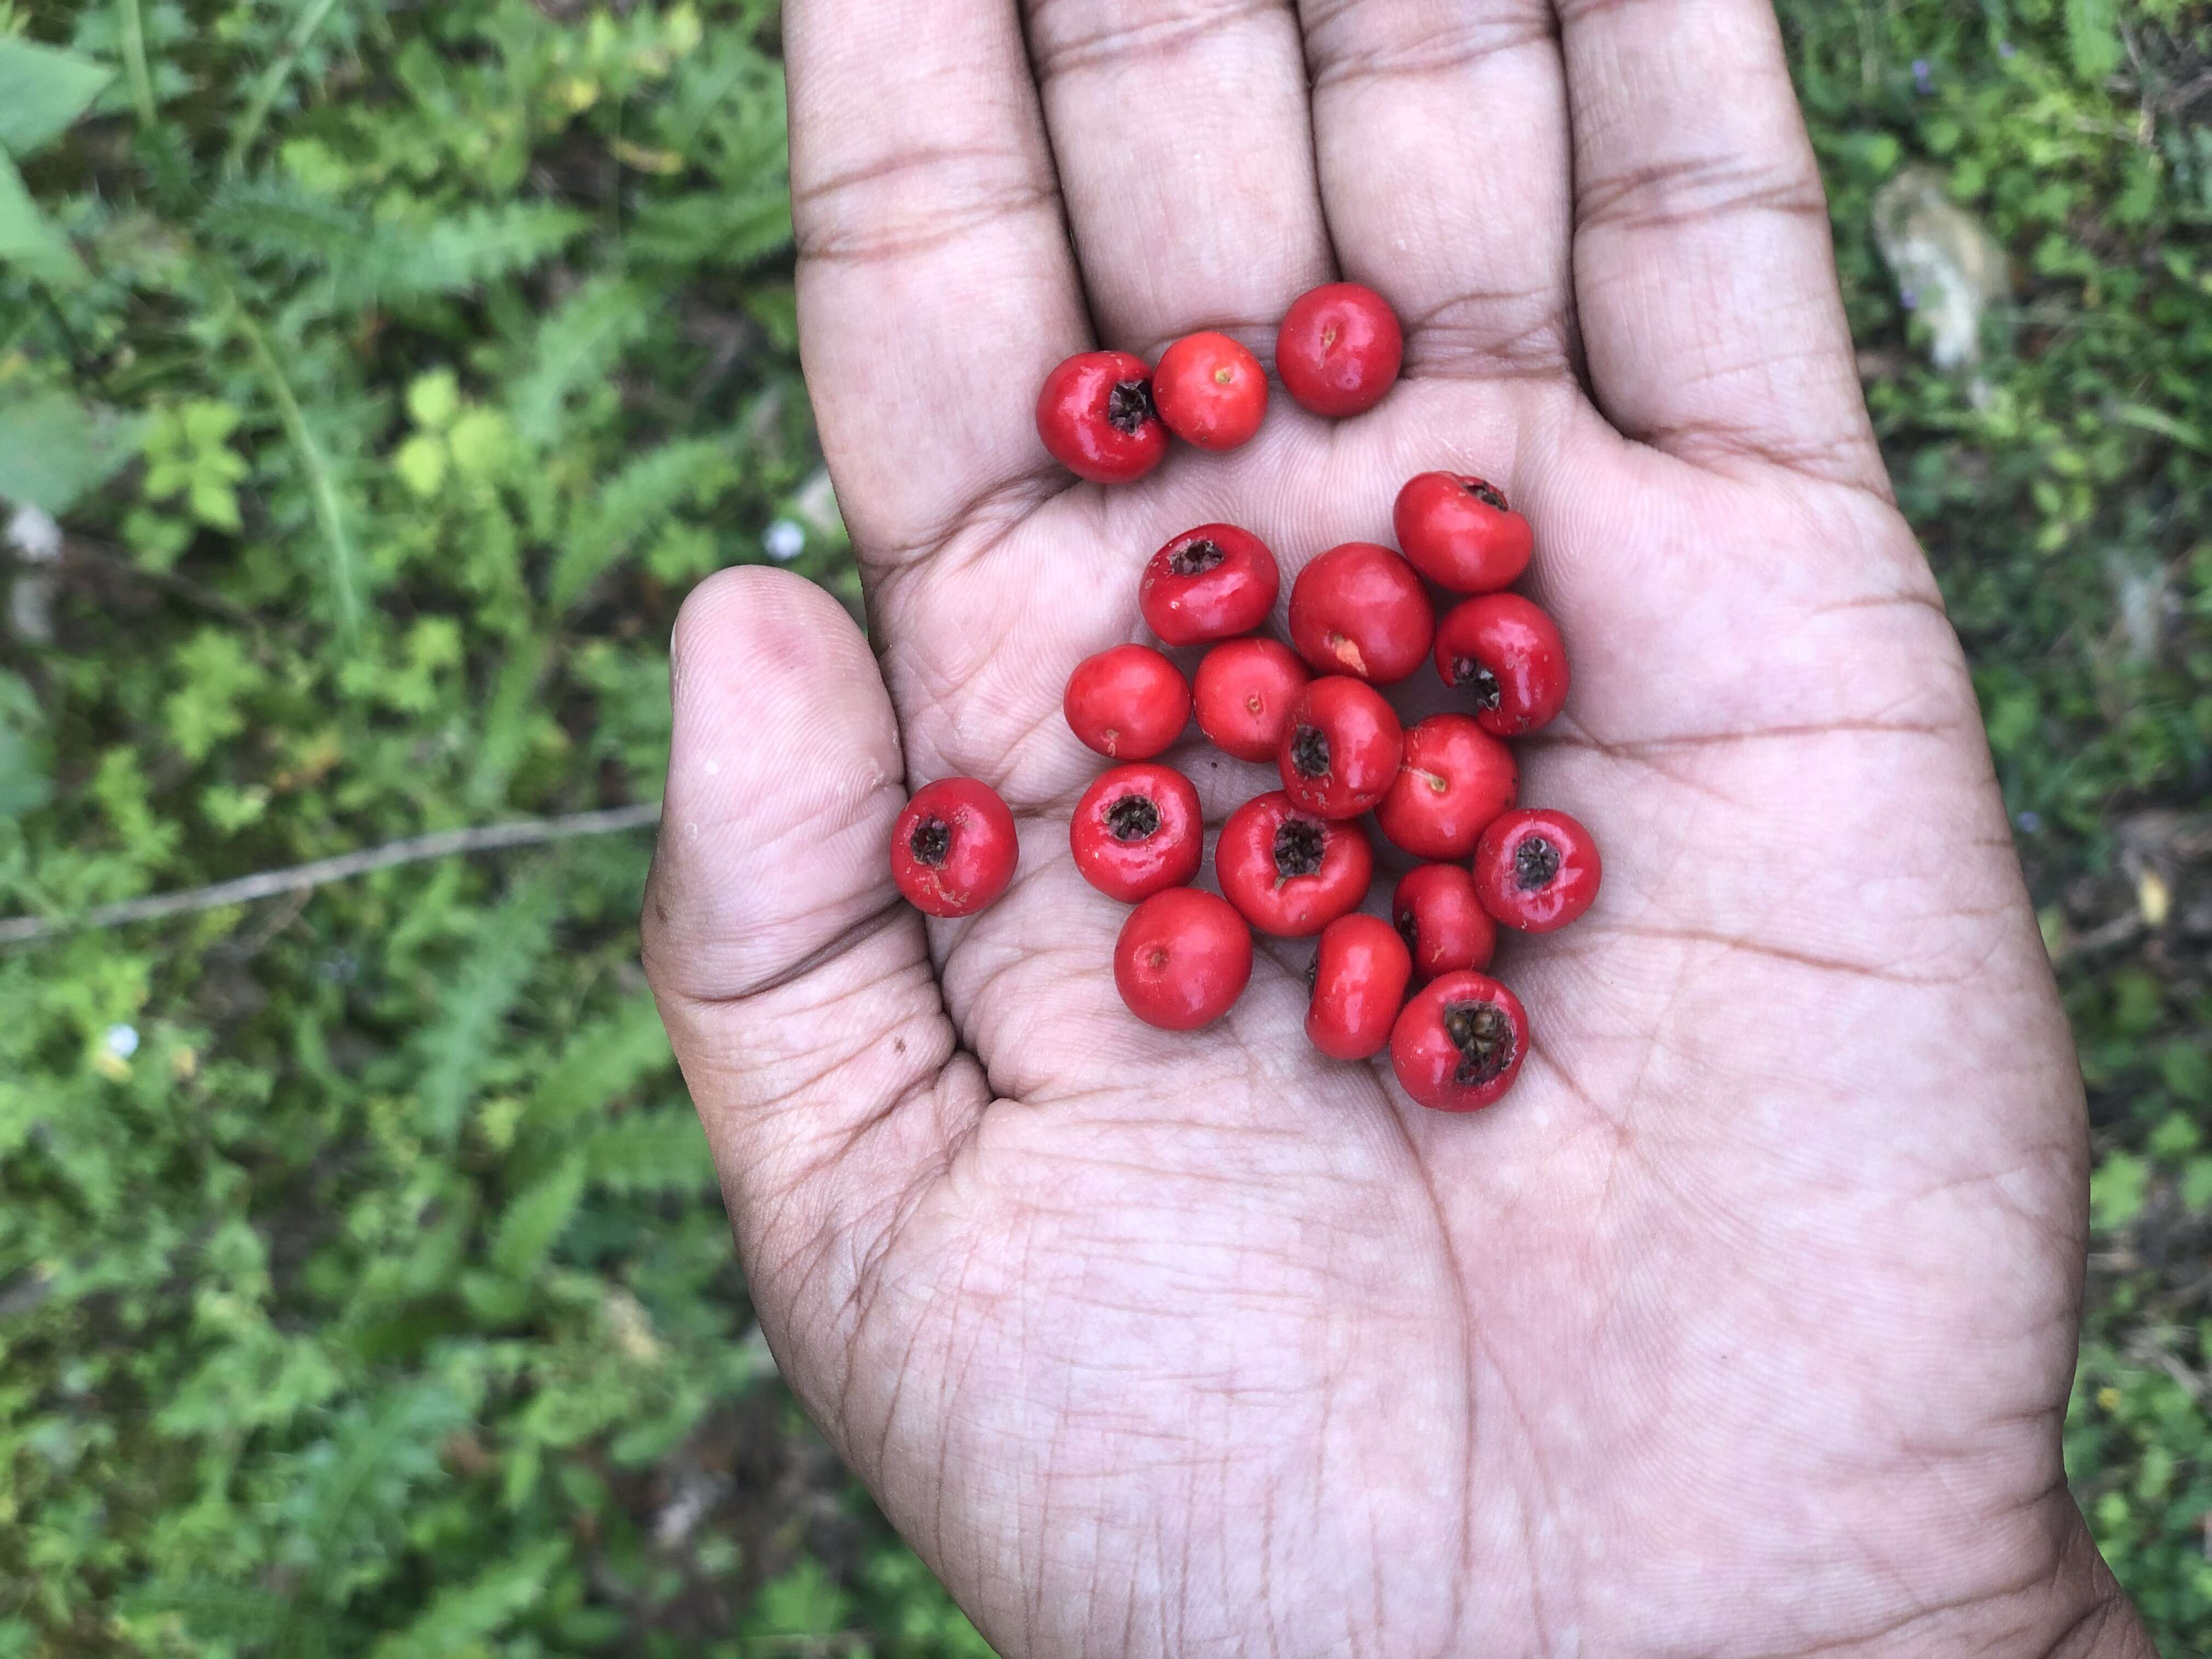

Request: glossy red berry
left=1473, top=808, right=1602, bottom=934
left=890, top=778, right=1019, bottom=918
left=1036, top=350, right=1167, bottom=484
left=1394, top=473, right=1533, bottom=594
left=1065, top=644, right=1190, bottom=760
left=1435, top=594, right=1570, bottom=736
left=1305, top=914, right=1414, bottom=1062
left=1152, top=331, right=1269, bottom=451
left=1193, top=638, right=1310, bottom=763
left=1217, top=791, right=1374, bottom=937
left=1374, top=713, right=1519, bottom=860
left=1140, top=524, right=1280, bottom=646
left=1276, top=283, right=1403, bottom=417
left=1390, top=970, right=1530, bottom=1112
left=1115, top=888, right=1254, bottom=1030
left=1070, top=763, right=1203, bottom=903
left=1391, top=865, right=1497, bottom=981
left=1278, top=676, right=1402, bottom=821
left=1288, top=542, right=1434, bottom=684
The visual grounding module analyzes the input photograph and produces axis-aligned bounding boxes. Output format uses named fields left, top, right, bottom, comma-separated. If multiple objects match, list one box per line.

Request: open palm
left=644, top=2, right=2152, bottom=1652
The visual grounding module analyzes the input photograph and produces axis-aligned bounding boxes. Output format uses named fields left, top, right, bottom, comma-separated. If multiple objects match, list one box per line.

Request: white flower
left=761, top=518, right=805, bottom=562
left=6, top=505, right=63, bottom=564
left=103, top=1024, right=140, bottom=1060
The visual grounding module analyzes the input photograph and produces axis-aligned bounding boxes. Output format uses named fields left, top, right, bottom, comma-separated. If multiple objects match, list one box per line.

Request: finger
left=1555, top=0, right=1886, bottom=495
left=1021, top=0, right=1335, bottom=355
left=641, top=568, right=981, bottom=1293
left=787, top=0, right=1089, bottom=563
left=1299, top=0, right=1578, bottom=383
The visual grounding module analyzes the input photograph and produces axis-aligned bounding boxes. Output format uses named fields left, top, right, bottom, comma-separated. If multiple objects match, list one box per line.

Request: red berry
left=1152, top=331, right=1269, bottom=451
left=1115, top=888, right=1254, bottom=1030
left=1276, top=283, right=1403, bottom=418
left=1473, top=808, right=1602, bottom=934
left=1036, top=350, right=1167, bottom=484
left=1373, top=713, right=1519, bottom=860
left=1065, top=644, right=1191, bottom=760
left=1139, top=524, right=1280, bottom=646
left=1390, top=970, right=1530, bottom=1112
left=1216, top=791, right=1374, bottom=937
left=1305, top=914, right=1414, bottom=1062
left=1393, top=473, right=1533, bottom=594
left=1391, top=865, right=1497, bottom=981
left=1278, top=676, right=1402, bottom=821
left=1193, top=637, right=1310, bottom=763
left=890, top=778, right=1019, bottom=918
left=1069, top=763, right=1203, bottom=903
left=1288, top=542, right=1434, bottom=684
left=1435, top=594, right=1570, bottom=736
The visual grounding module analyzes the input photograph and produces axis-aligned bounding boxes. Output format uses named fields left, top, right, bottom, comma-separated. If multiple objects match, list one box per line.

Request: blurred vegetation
left=0, top=0, right=2205, bottom=1652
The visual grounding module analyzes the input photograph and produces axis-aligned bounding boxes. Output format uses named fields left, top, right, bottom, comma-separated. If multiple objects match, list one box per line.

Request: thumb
left=642, top=567, right=985, bottom=1390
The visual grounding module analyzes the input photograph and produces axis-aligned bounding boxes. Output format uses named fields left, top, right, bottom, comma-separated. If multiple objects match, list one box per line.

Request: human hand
left=642, top=1, right=2154, bottom=1652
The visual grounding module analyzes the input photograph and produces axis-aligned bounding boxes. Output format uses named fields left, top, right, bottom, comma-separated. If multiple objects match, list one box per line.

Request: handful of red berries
left=888, top=284, right=1599, bottom=1114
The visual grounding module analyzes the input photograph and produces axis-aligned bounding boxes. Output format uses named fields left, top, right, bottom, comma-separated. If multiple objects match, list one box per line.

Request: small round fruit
left=1435, top=594, right=1570, bottom=736
left=1140, top=524, right=1281, bottom=646
left=1392, top=865, right=1497, bottom=981
left=1115, top=888, right=1254, bottom=1030
left=1288, top=542, right=1434, bottom=684
left=890, top=778, right=1019, bottom=918
left=1306, top=914, right=1414, bottom=1062
left=1070, top=763, right=1203, bottom=903
left=1193, top=638, right=1311, bottom=763
left=1036, top=350, right=1168, bottom=484
left=1216, top=791, right=1374, bottom=937
left=1473, top=808, right=1602, bottom=934
left=1276, top=283, right=1403, bottom=417
left=1394, top=472, right=1533, bottom=594
left=1390, top=970, right=1530, bottom=1112
left=1279, top=676, right=1403, bottom=821
left=1065, top=644, right=1192, bottom=760
left=1152, top=331, right=1269, bottom=451
left=1374, top=714, right=1519, bottom=860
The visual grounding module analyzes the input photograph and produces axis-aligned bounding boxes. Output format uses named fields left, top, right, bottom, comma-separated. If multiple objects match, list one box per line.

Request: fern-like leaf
left=413, top=872, right=562, bottom=1141
left=489, top=1154, right=586, bottom=1278
left=574, top=1107, right=712, bottom=1196
left=549, top=436, right=738, bottom=612
left=506, top=273, right=656, bottom=450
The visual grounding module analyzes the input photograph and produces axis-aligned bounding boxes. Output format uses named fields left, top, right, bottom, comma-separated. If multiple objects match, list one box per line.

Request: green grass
left=0, top=0, right=2207, bottom=1652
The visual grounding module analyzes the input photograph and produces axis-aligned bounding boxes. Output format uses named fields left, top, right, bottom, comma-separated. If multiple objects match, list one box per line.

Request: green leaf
left=0, top=154, right=84, bottom=287
left=2063, top=0, right=2122, bottom=82
left=2090, top=1152, right=2148, bottom=1232
left=368, top=1540, right=568, bottom=1659
left=521, top=992, right=673, bottom=1142
left=414, top=874, right=562, bottom=1141
left=507, top=274, right=654, bottom=449
left=489, top=1155, right=586, bottom=1278
left=0, top=38, right=114, bottom=155
left=0, top=672, right=52, bottom=822
left=0, top=393, right=144, bottom=514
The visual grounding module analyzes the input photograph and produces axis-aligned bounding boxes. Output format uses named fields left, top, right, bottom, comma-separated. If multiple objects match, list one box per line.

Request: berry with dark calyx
left=1152, top=331, right=1269, bottom=451
left=889, top=777, right=1019, bottom=918
left=1193, top=637, right=1311, bottom=763
left=1277, top=283, right=1403, bottom=417
left=1141, top=523, right=1281, bottom=646
left=1288, top=542, right=1434, bottom=685
left=1473, top=808, right=1602, bottom=934
left=1278, top=676, right=1402, bottom=821
left=1115, top=888, right=1254, bottom=1030
left=1216, top=791, right=1374, bottom=937
left=1306, top=914, right=1414, bottom=1062
left=1064, top=644, right=1192, bottom=760
left=1392, top=864, right=1498, bottom=981
left=1390, top=970, right=1530, bottom=1112
left=1374, top=713, right=1519, bottom=860
left=1036, top=350, right=1169, bottom=484
left=1070, top=763, right=1203, bottom=902
left=1434, top=594, right=1570, bottom=736
left=1394, top=472, right=1534, bottom=594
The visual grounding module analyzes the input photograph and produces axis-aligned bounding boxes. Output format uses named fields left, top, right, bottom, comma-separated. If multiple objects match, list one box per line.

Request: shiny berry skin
left=1393, top=473, right=1533, bottom=594
left=1070, top=764, right=1203, bottom=902
left=1065, top=644, right=1190, bottom=760
left=1288, top=542, right=1434, bottom=684
left=1374, top=714, right=1519, bottom=860
left=1152, top=332, right=1269, bottom=451
left=1140, top=524, right=1281, bottom=646
left=1192, top=638, right=1310, bottom=763
left=1115, top=888, right=1254, bottom=1031
left=1305, top=914, right=1414, bottom=1062
left=1216, top=791, right=1374, bottom=937
left=1435, top=594, right=1571, bottom=736
left=1276, top=283, right=1403, bottom=417
left=1036, top=351, right=1167, bottom=484
left=1392, top=865, right=1497, bottom=981
left=1390, top=970, right=1530, bottom=1112
left=1278, top=676, right=1402, bottom=821
left=1473, top=808, right=1602, bottom=934
left=890, top=778, right=1019, bottom=919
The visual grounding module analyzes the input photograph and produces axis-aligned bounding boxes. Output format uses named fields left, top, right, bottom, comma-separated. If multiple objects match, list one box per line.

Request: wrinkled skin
left=642, top=2, right=2156, bottom=1654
